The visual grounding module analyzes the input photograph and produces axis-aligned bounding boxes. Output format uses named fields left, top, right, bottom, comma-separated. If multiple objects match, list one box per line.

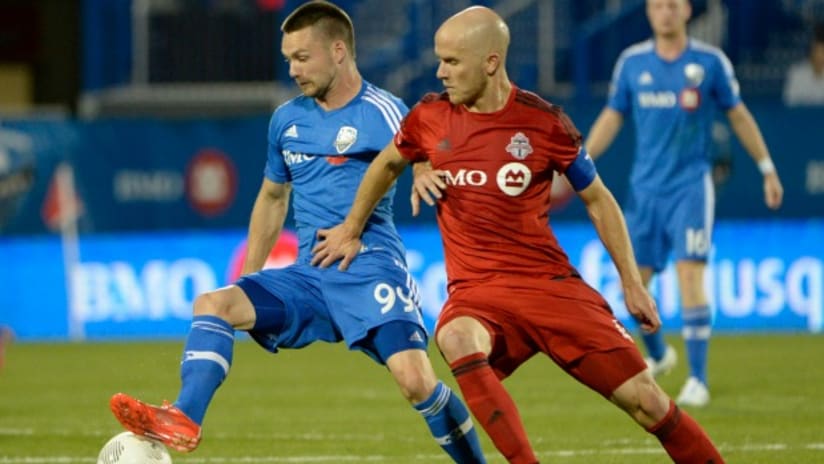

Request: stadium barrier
left=1, top=220, right=821, bottom=341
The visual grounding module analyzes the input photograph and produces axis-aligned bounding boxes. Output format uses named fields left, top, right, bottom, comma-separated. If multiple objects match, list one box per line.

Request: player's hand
left=411, top=161, right=447, bottom=217
left=311, top=223, right=362, bottom=271
left=764, top=173, right=783, bottom=210
left=623, top=282, right=661, bottom=333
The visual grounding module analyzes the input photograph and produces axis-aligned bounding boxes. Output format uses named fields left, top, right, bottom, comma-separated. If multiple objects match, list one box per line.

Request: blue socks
left=641, top=329, right=667, bottom=362
left=414, top=382, right=486, bottom=463
left=642, top=305, right=711, bottom=385
left=175, top=315, right=235, bottom=424
left=682, top=305, right=711, bottom=385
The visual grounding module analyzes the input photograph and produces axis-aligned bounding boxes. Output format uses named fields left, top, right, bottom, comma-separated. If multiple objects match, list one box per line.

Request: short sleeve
left=394, top=104, right=429, bottom=163
left=607, top=52, right=633, bottom=115
left=711, top=50, right=742, bottom=110
left=548, top=107, right=584, bottom=174
left=264, top=111, right=291, bottom=183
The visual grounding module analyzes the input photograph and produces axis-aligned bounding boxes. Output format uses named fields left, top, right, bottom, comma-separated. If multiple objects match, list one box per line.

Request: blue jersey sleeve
left=711, top=51, right=741, bottom=110
left=363, top=86, right=408, bottom=140
left=264, top=109, right=291, bottom=183
left=607, top=52, right=633, bottom=115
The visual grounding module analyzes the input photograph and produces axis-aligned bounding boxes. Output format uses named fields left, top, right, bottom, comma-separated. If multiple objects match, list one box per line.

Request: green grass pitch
left=0, top=333, right=822, bottom=463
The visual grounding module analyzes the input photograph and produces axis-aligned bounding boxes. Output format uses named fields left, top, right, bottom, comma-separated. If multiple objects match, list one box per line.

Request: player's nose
left=288, top=63, right=301, bottom=79
left=436, top=62, right=448, bottom=80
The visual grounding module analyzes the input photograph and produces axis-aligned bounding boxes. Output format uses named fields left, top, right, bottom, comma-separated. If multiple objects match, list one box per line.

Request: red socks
left=450, top=353, right=538, bottom=464
left=451, top=354, right=723, bottom=464
left=647, top=400, right=725, bottom=464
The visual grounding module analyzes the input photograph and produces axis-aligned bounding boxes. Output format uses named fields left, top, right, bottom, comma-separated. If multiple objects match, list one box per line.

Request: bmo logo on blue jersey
left=442, top=162, right=532, bottom=196
left=282, top=149, right=313, bottom=165
left=638, top=91, right=678, bottom=108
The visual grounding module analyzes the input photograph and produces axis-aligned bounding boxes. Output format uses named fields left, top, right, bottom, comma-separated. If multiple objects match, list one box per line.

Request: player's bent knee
left=192, top=290, right=246, bottom=326
left=397, top=372, right=436, bottom=404
left=435, top=317, right=490, bottom=362
left=611, top=371, right=669, bottom=428
left=436, top=330, right=473, bottom=362
left=387, top=351, right=438, bottom=403
left=192, top=292, right=222, bottom=317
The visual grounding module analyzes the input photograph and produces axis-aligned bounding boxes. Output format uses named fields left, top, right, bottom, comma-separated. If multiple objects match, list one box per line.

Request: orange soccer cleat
left=109, top=392, right=202, bottom=453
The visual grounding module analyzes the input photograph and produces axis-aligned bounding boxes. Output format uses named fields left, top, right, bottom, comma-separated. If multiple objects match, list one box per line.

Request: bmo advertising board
left=0, top=220, right=821, bottom=341
left=404, top=220, right=823, bottom=334
left=0, top=231, right=299, bottom=340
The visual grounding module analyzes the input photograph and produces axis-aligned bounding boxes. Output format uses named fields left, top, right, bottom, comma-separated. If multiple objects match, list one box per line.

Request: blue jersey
left=265, top=81, right=409, bottom=263
left=607, top=39, right=741, bottom=192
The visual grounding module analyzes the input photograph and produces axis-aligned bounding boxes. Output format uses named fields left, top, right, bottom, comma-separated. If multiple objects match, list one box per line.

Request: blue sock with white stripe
left=175, top=315, right=235, bottom=425
left=641, top=328, right=667, bottom=361
left=414, top=381, right=486, bottom=463
left=682, top=306, right=711, bottom=385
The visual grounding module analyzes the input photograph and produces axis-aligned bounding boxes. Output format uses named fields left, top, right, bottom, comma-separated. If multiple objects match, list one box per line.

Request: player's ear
left=331, top=39, right=348, bottom=64
left=485, top=52, right=502, bottom=76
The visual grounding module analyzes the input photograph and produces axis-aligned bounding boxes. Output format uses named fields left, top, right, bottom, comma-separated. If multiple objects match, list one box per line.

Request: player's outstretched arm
left=578, top=175, right=661, bottom=333
left=410, top=161, right=447, bottom=217
left=726, top=103, right=784, bottom=210
left=312, top=142, right=410, bottom=270
left=242, top=179, right=291, bottom=275
left=584, top=107, right=624, bottom=161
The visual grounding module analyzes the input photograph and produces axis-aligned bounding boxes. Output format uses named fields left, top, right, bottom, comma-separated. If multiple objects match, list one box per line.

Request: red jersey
left=395, top=86, right=582, bottom=291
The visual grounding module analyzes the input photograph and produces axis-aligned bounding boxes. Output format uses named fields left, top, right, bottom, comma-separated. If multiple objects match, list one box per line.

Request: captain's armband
left=565, top=149, right=597, bottom=191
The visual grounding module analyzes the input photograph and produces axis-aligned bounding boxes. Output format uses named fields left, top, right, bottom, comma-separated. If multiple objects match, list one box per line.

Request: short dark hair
left=281, top=1, right=356, bottom=58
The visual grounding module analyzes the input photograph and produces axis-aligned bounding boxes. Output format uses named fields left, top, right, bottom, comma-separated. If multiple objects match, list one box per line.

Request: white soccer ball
left=97, top=431, right=172, bottom=464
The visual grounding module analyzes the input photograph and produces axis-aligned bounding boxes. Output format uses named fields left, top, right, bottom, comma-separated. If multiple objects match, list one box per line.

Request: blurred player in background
left=313, top=6, right=724, bottom=463
left=584, top=0, right=784, bottom=407
left=109, top=2, right=485, bottom=461
left=783, top=21, right=824, bottom=106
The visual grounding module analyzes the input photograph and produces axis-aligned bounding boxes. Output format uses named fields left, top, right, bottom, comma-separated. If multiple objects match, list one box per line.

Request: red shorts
left=436, top=275, right=647, bottom=398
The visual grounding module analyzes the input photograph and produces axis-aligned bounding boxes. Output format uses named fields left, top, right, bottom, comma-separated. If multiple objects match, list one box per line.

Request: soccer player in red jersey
left=313, top=5, right=724, bottom=464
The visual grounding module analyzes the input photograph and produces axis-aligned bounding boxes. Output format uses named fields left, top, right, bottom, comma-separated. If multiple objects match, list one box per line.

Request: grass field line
left=0, top=427, right=406, bottom=442
left=2, top=442, right=823, bottom=463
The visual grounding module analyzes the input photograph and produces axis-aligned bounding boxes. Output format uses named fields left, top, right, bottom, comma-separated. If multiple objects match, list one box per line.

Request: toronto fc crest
left=506, top=132, right=533, bottom=160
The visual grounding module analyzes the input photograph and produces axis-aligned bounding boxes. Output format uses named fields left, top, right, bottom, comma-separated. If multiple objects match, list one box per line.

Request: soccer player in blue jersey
left=584, top=0, right=784, bottom=407
left=108, top=2, right=486, bottom=461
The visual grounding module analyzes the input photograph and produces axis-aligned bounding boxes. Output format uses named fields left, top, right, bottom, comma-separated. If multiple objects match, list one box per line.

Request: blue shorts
left=236, top=250, right=428, bottom=364
left=624, top=174, right=714, bottom=272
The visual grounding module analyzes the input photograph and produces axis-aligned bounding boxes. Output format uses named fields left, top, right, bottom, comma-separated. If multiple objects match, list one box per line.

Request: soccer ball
left=97, top=431, right=172, bottom=464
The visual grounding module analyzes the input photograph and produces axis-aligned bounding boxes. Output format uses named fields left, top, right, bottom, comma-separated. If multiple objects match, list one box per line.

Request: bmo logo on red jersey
left=442, top=162, right=532, bottom=197
left=442, top=169, right=488, bottom=187
left=496, top=162, right=532, bottom=196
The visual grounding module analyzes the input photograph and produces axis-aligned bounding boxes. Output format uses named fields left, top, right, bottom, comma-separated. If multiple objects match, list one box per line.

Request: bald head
left=436, top=6, right=510, bottom=62
left=433, top=6, right=512, bottom=111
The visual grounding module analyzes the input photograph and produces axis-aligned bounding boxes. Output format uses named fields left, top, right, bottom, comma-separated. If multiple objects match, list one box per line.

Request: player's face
left=646, top=0, right=690, bottom=38
left=434, top=32, right=487, bottom=106
left=281, top=27, right=337, bottom=100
